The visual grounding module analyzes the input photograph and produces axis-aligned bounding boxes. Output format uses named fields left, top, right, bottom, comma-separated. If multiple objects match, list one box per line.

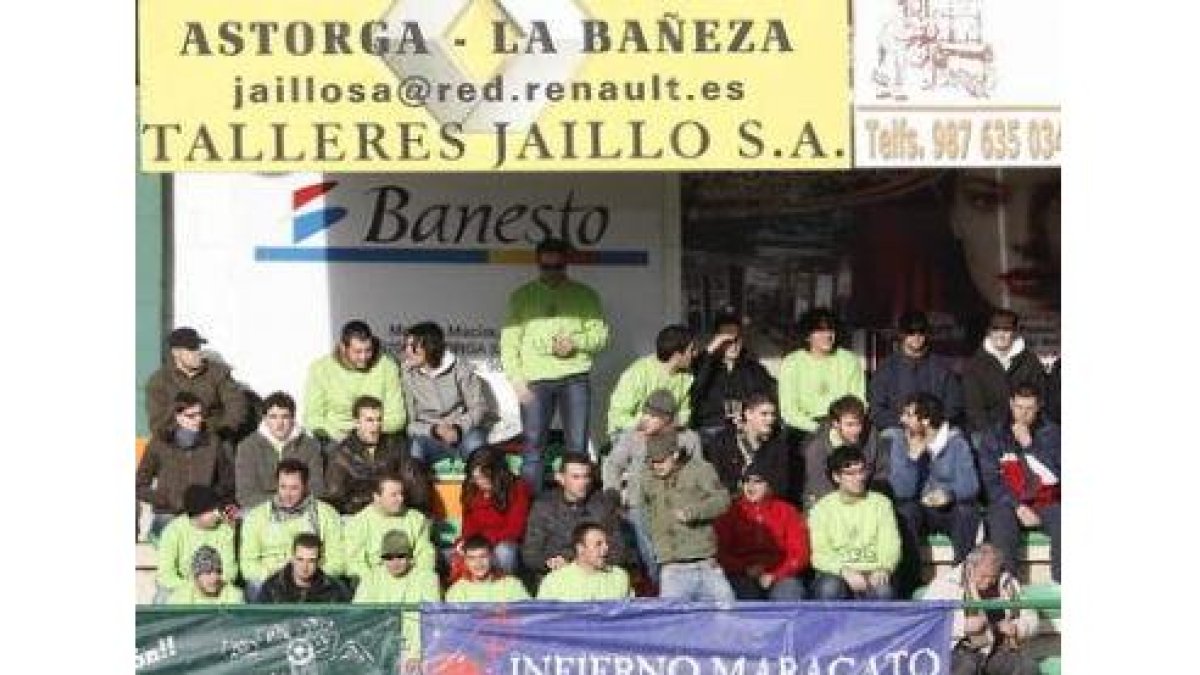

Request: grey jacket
left=234, top=422, right=326, bottom=509
left=602, top=427, right=702, bottom=508
left=640, top=451, right=731, bottom=563
left=400, top=352, right=495, bottom=438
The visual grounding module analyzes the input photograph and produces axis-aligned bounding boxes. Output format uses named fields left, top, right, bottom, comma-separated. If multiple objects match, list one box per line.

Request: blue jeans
left=728, top=574, right=807, bottom=601
left=658, top=559, right=735, bottom=602
left=811, top=571, right=897, bottom=600
left=410, top=426, right=489, bottom=464
left=493, top=541, right=520, bottom=575
left=625, top=507, right=659, bottom=586
left=520, top=373, right=591, bottom=493
left=147, top=513, right=175, bottom=543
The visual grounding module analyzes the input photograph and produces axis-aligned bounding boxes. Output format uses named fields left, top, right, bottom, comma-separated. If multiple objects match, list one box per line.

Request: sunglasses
left=179, top=411, right=203, bottom=419
left=381, top=553, right=411, bottom=561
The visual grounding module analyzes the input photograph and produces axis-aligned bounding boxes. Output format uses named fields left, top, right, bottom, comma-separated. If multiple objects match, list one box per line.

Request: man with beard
left=145, top=326, right=247, bottom=440
left=304, top=320, right=406, bottom=444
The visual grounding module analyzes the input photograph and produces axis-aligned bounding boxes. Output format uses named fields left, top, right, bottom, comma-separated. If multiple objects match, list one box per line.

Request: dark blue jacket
left=869, top=351, right=963, bottom=430
left=978, top=419, right=1061, bottom=509
left=889, top=426, right=979, bottom=504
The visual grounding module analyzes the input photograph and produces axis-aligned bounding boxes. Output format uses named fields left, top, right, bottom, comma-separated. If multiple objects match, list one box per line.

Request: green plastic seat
left=1021, top=583, right=1061, bottom=620
left=1038, top=656, right=1061, bottom=675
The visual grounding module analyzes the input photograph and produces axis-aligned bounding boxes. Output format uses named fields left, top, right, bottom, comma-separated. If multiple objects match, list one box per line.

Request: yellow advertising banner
left=138, top=0, right=849, bottom=172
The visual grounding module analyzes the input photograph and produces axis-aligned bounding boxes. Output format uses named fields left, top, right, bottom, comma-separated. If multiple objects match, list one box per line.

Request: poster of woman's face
left=681, top=169, right=1061, bottom=362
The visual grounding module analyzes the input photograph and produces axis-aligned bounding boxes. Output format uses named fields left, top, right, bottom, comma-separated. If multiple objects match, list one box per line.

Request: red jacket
left=715, top=496, right=811, bottom=580
left=461, top=479, right=532, bottom=544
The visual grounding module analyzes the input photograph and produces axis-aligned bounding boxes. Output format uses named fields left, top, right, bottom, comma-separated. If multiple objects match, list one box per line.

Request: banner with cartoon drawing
left=135, top=608, right=401, bottom=673
left=853, top=0, right=1061, bottom=167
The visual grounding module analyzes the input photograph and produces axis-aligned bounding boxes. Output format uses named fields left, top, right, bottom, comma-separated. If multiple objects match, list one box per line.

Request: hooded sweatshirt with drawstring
left=962, top=336, right=1047, bottom=435
left=234, top=420, right=325, bottom=509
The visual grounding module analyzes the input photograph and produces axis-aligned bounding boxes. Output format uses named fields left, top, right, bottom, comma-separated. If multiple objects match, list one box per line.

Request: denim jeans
left=520, top=373, right=591, bottom=493
left=811, top=571, right=896, bottom=600
left=624, top=507, right=659, bottom=586
left=658, top=559, right=735, bottom=602
left=409, top=426, right=489, bottom=464
left=987, top=502, right=1061, bottom=583
left=728, top=574, right=807, bottom=601
left=147, top=512, right=175, bottom=543
left=493, top=541, right=520, bottom=575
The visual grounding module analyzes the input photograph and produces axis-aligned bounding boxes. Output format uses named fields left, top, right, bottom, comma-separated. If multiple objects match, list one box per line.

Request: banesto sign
left=138, top=0, right=850, bottom=172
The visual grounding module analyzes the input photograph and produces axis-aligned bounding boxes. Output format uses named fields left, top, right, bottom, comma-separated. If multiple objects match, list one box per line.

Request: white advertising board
left=853, top=0, right=1061, bottom=167
left=172, top=172, right=678, bottom=446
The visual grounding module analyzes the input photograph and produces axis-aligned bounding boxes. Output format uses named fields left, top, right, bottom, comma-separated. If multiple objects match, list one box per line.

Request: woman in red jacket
left=457, top=446, right=531, bottom=576
left=714, top=465, right=811, bottom=600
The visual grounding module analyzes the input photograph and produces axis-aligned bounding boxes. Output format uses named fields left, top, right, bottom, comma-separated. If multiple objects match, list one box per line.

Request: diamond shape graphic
left=446, top=0, right=517, bottom=84
left=379, top=0, right=589, bottom=132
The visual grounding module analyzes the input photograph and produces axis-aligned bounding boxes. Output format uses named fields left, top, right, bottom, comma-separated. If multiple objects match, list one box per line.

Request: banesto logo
left=258, top=180, right=649, bottom=266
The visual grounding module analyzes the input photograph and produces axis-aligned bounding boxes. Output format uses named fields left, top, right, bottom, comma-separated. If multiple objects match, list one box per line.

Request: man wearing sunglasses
left=354, top=530, right=442, bottom=672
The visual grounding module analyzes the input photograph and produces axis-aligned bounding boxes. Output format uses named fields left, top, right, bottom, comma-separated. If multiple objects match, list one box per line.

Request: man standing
left=235, top=391, right=325, bottom=509
left=809, top=446, right=901, bottom=600
left=259, top=533, right=352, bottom=603
left=688, top=311, right=776, bottom=441
left=537, top=523, right=632, bottom=601
left=304, top=320, right=406, bottom=444
left=779, top=309, right=866, bottom=441
left=962, top=310, right=1047, bottom=439
left=344, top=474, right=436, bottom=583
left=714, top=468, right=810, bottom=601
left=602, top=389, right=700, bottom=586
left=136, top=392, right=235, bottom=540
left=324, top=396, right=430, bottom=515
left=979, top=384, right=1061, bottom=583
left=924, top=544, right=1041, bottom=675
left=801, top=395, right=891, bottom=509
left=890, top=392, right=981, bottom=596
left=154, top=485, right=236, bottom=604
left=240, top=459, right=344, bottom=602
left=400, top=321, right=495, bottom=465
left=167, top=545, right=243, bottom=605
left=501, top=237, right=610, bottom=492
left=869, top=310, right=963, bottom=432
left=522, top=452, right=628, bottom=589
left=145, top=326, right=247, bottom=439
left=641, top=430, right=734, bottom=602
left=607, top=325, right=699, bottom=438
left=446, top=536, right=532, bottom=602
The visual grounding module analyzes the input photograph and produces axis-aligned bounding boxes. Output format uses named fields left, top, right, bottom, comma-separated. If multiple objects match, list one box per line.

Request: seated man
left=602, top=389, right=701, bottom=586
left=521, top=452, right=629, bottom=590
left=400, top=321, right=496, bottom=464
left=353, top=531, right=442, bottom=671
left=304, top=319, right=406, bottom=444
left=155, top=485, right=236, bottom=604
left=778, top=308, right=865, bottom=441
left=809, top=446, right=901, bottom=600
left=924, top=543, right=1041, bottom=675
left=703, top=393, right=792, bottom=502
left=136, top=392, right=235, bottom=540
left=146, top=326, right=247, bottom=440
left=260, top=533, right=352, bottom=603
left=537, top=523, right=632, bottom=601
left=240, top=459, right=344, bottom=602
left=979, top=384, right=1061, bottom=583
left=688, top=310, right=776, bottom=441
left=801, top=395, right=891, bottom=509
left=325, top=395, right=430, bottom=515
left=869, top=310, right=963, bottom=433
left=641, top=430, right=734, bottom=602
left=235, top=391, right=325, bottom=509
left=715, top=467, right=809, bottom=601
left=167, top=545, right=243, bottom=605
left=607, top=325, right=698, bottom=439
left=962, top=310, right=1047, bottom=440
left=890, top=392, right=981, bottom=596
left=446, top=536, right=532, bottom=602
left=344, top=473, right=436, bottom=584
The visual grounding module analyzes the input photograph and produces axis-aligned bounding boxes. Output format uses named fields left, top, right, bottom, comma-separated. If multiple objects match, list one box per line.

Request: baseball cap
left=168, top=327, right=207, bottom=350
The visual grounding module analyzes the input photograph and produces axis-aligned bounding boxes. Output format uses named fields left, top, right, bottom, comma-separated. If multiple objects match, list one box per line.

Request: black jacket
left=260, top=563, right=351, bottom=603
left=520, top=487, right=629, bottom=573
left=702, top=427, right=793, bottom=501
left=962, top=340, right=1047, bottom=435
left=869, top=351, right=963, bottom=429
left=689, top=351, right=777, bottom=430
left=323, top=432, right=431, bottom=515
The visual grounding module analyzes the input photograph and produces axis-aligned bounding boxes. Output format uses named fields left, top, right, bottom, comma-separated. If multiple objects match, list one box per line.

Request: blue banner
left=421, top=601, right=954, bottom=675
